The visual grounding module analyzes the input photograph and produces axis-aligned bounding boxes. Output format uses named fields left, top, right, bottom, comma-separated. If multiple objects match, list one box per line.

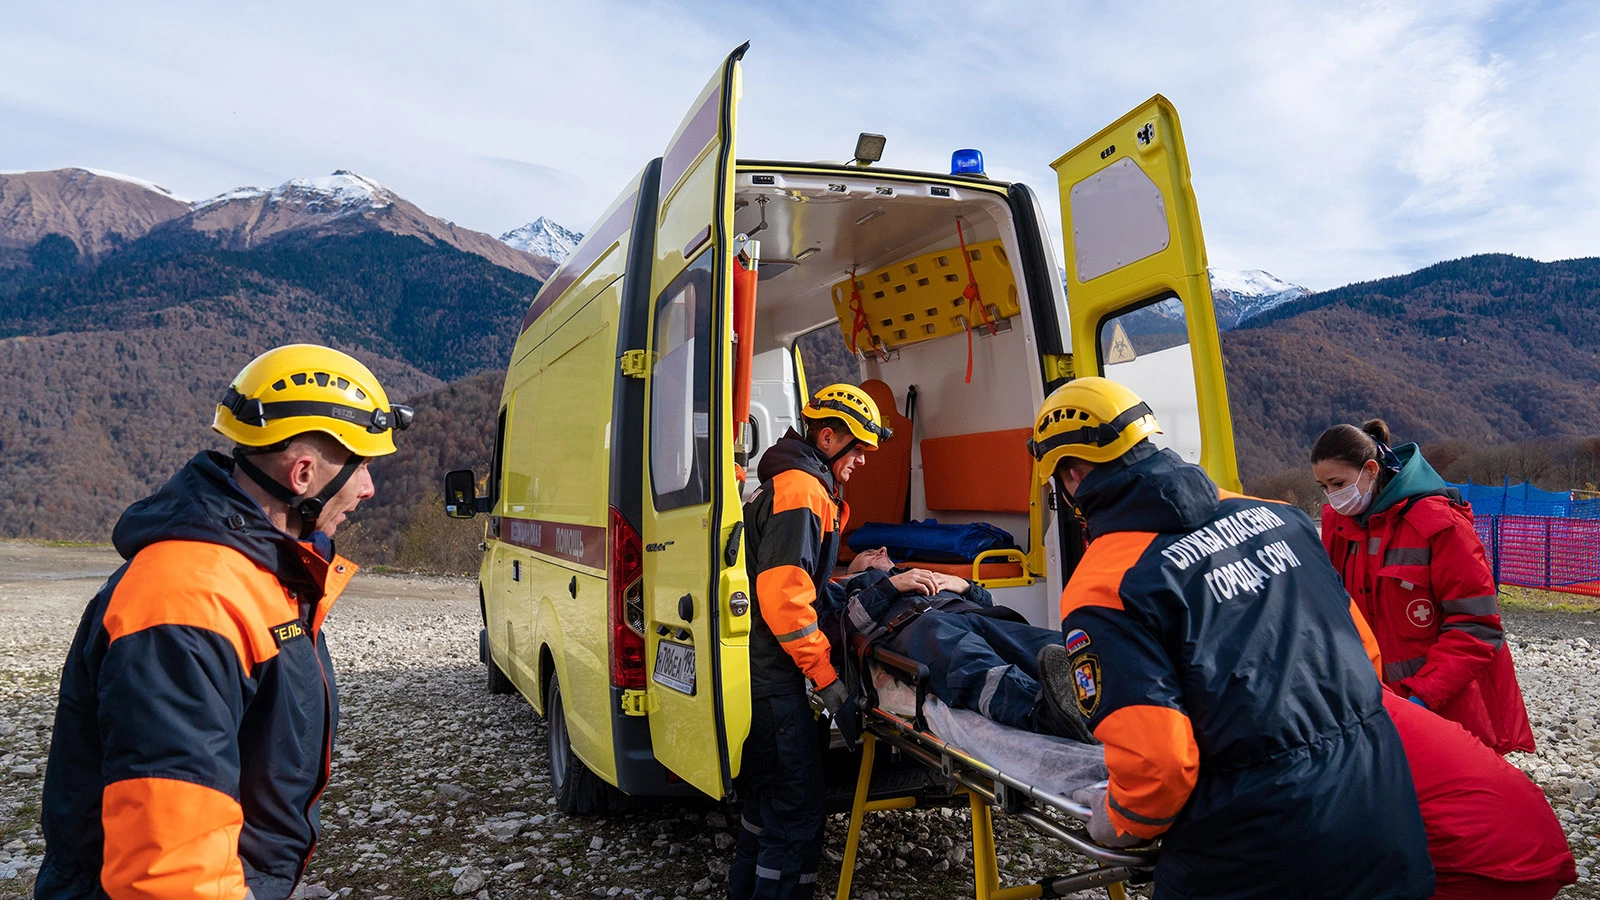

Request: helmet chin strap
left=825, top=436, right=861, bottom=469
left=233, top=448, right=363, bottom=540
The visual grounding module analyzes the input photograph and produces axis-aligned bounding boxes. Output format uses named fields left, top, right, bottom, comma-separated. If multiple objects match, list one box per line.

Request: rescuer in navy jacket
left=36, top=345, right=411, bottom=900
left=1029, top=377, right=1434, bottom=900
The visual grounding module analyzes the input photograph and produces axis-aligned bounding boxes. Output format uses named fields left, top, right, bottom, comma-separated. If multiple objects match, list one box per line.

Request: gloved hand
left=1407, top=694, right=1429, bottom=709
left=1070, top=786, right=1145, bottom=848
left=816, top=679, right=862, bottom=751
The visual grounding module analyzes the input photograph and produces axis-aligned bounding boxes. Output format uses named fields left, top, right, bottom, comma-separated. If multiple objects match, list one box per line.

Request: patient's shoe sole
left=1036, top=644, right=1098, bottom=744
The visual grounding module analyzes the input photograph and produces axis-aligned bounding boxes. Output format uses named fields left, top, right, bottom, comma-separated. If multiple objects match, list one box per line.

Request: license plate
left=653, top=639, right=696, bottom=695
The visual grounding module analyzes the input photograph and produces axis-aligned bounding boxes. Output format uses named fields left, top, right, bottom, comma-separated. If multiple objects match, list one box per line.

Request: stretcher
left=835, top=639, right=1158, bottom=900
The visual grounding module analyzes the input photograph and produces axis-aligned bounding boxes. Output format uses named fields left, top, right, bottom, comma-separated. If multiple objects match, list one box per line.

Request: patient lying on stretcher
left=834, top=547, right=1095, bottom=743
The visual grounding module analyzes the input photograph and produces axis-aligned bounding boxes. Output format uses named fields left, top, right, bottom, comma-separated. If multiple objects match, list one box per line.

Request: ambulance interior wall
left=735, top=185, right=1059, bottom=626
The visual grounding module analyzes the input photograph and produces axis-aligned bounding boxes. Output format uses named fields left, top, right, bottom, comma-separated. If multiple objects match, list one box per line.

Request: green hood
left=1363, top=443, right=1450, bottom=521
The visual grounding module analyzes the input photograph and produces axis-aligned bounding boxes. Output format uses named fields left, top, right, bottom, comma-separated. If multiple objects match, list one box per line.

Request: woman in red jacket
left=1382, top=689, right=1575, bottom=899
left=1313, top=419, right=1534, bottom=754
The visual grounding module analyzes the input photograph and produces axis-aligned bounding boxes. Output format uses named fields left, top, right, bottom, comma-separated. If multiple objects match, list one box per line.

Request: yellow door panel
left=494, top=379, right=538, bottom=692
left=528, top=284, right=617, bottom=769
left=640, top=43, right=752, bottom=799
left=535, top=573, right=615, bottom=784
left=532, top=292, right=615, bottom=525
left=653, top=41, right=747, bottom=297
left=1051, top=95, right=1240, bottom=490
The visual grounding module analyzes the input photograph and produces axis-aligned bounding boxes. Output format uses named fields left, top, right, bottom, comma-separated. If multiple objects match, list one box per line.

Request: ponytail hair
left=1312, top=419, right=1398, bottom=487
left=1360, top=418, right=1391, bottom=447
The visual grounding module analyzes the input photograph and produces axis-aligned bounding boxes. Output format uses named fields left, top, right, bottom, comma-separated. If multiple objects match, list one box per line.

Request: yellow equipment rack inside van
left=444, top=40, right=1238, bottom=849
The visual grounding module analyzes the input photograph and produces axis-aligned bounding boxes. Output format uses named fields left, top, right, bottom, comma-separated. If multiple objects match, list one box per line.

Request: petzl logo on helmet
left=1064, top=629, right=1091, bottom=655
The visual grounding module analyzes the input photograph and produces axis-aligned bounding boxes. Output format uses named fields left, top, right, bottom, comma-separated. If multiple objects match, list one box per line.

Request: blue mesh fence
left=1471, top=514, right=1600, bottom=597
left=1449, top=481, right=1600, bottom=519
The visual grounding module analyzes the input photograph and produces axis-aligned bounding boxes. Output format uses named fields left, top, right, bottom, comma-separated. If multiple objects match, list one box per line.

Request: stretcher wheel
left=546, top=671, right=613, bottom=815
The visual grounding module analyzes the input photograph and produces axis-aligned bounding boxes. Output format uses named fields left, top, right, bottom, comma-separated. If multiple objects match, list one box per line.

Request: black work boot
left=1034, top=644, right=1098, bottom=744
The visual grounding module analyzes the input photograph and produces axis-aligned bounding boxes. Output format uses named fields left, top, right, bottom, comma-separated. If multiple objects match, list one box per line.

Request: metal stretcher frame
left=834, top=642, right=1158, bottom=900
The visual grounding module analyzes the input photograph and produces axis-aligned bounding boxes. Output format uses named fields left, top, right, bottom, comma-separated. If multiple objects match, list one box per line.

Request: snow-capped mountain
left=193, top=171, right=393, bottom=216
left=0, top=168, right=191, bottom=256
left=500, top=216, right=582, bottom=265
left=181, top=170, right=548, bottom=278
left=1058, top=265, right=1311, bottom=330
left=1208, top=268, right=1311, bottom=329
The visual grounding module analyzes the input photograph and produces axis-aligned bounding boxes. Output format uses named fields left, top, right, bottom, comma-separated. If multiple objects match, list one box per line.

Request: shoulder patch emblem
left=270, top=620, right=308, bottom=647
left=1064, top=629, right=1091, bottom=655
left=1072, top=654, right=1101, bottom=718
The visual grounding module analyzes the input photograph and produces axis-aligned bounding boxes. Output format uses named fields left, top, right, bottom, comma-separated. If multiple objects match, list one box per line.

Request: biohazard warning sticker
left=1073, top=654, right=1102, bottom=718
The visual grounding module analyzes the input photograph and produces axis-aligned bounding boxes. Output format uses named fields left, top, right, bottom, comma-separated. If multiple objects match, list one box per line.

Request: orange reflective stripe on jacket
left=101, top=776, right=248, bottom=900
left=770, top=468, right=844, bottom=532
left=746, top=467, right=843, bottom=690
left=103, top=540, right=290, bottom=670
left=1058, top=531, right=1155, bottom=622
left=755, top=563, right=836, bottom=688
left=1096, top=705, right=1200, bottom=840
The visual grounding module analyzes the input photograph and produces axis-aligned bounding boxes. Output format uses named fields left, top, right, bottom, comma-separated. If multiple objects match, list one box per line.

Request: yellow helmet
left=1027, top=377, right=1161, bottom=480
left=801, top=383, right=891, bottom=449
left=213, top=344, right=411, bottom=458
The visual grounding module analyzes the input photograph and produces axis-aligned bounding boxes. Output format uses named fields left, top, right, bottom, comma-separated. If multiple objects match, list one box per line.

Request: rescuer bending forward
left=1030, top=377, right=1435, bottom=900
left=730, top=384, right=895, bottom=900
left=35, top=345, right=411, bottom=900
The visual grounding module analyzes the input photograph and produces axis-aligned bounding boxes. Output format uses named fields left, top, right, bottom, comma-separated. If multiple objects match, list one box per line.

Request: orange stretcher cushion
left=907, top=560, right=1025, bottom=581
left=840, top=380, right=913, bottom=561
left=920, top=428, right=1035, bottom=514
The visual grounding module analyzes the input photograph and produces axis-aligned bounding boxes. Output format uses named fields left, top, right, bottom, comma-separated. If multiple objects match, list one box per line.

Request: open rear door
left=1051, top=95, right=1241, bottom=490
left=639, top=43, right=751, bottom=798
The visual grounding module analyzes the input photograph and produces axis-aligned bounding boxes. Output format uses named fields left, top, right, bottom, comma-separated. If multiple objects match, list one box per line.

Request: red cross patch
left=1406, top=599, right=1435, bottom=630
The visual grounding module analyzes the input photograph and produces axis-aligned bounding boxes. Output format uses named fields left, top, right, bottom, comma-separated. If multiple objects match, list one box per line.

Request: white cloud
left=1, top=0, right=1595, bottom=289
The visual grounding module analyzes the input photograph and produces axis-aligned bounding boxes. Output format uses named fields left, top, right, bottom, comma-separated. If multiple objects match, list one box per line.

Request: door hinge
left=620, top=688, right=655, bottom=717
left=619, top=349, right=650, bottom=378
left=1042, top=353, right=1074, bottom=382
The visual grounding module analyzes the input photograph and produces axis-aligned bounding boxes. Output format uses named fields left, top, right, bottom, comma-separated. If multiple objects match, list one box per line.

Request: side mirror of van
left=444, top=469, right=480, bottom=519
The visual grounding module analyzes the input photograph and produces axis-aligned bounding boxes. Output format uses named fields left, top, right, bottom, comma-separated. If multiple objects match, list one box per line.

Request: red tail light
left=608, top=507, right=646, bottom=689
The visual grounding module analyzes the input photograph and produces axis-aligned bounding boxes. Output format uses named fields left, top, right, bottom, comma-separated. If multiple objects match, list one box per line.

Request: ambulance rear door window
left=650, top=252, right=714, bottom=511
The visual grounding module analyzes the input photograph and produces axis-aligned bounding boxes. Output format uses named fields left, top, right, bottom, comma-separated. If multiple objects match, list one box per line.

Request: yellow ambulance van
left=443, top=42, right=1240, bottom=813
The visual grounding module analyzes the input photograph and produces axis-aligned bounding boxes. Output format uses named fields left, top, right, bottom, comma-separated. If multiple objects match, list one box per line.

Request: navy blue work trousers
left=728, top=691, right=826, bottom=900
left=887, top=612, right=1061, bottom=731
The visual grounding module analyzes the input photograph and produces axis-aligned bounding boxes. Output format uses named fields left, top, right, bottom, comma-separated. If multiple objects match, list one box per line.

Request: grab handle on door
left=678, top=593, right=694, bottom=622
left=569, top=576, right=578, bottom=598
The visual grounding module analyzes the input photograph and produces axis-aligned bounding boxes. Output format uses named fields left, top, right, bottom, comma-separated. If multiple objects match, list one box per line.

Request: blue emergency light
left=951, top=149, right=985, bottom=176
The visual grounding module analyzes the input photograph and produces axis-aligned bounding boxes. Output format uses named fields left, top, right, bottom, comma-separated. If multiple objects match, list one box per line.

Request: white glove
left=1071, top=786, right=1145, bottom=848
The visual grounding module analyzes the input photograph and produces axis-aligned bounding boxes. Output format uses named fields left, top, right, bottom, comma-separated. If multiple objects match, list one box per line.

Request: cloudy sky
left=4, top=0, right=1596, bottom=289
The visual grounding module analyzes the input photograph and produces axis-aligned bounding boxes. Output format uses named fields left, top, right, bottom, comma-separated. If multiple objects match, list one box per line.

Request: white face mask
left=1326, top=469, right=1374, bottom=517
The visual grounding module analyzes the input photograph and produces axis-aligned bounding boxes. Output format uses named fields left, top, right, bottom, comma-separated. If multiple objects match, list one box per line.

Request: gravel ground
left=2, top=540, right=1595, bottom=899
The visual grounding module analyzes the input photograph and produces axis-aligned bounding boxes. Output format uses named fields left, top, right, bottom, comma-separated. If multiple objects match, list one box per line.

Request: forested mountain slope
left=1223, top=254, right=1600, bottom=483
left=0, top=226, right=541, bottom=539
